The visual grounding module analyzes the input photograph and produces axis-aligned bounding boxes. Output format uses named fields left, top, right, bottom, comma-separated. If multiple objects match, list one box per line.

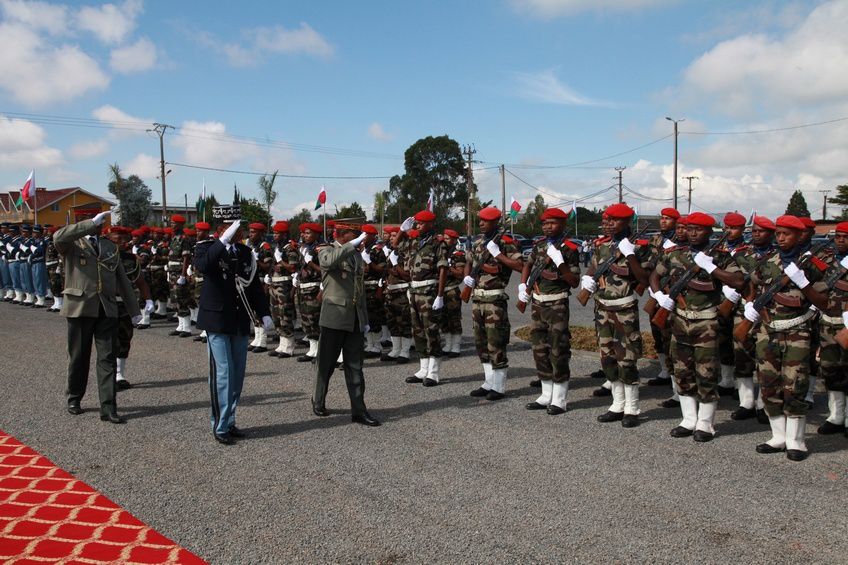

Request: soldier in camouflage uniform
left=296, top=223, right=325, bottom=362
left=191, top=222, right=212, bottom=342
left=441, top=229, right=465, bottom=357
left=518, top=207, right=581, bottom=414
left=580, top=203, right=655, bottom=428
left=798, top=216, right=821, bottom=408
left=714, top=212, right=750, bottom=395
left=461, top=208, right=524, bottom=400
left=742, top=214, right=829, bottom=461
left=404, top=210, right=449, bottom=386
left=381, top=227, right=413, bottom=363
left=133, top=229, right=153, bottom=329
left=166, top=216, right=194, bottom=337
left=148, top=227, right=170, bottom=318
left=46, top=226, right=64, bottom=311
left=267, top=221, right=299, bottom=357
left=815, top=221, right=848, bottom=437
left=651, top=212, right=743, bottom=441
left=359, top=224, right=387, bottom=358
left=244, top=222, right=274, bottom=353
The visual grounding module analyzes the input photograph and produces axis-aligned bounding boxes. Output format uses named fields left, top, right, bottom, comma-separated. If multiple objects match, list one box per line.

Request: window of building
left=51, top=203, right=60, bottom=211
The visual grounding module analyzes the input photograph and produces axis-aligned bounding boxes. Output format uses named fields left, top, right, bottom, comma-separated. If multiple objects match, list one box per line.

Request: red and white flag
left=17, top=170, right=34, bottom=207
left=426, top=188, right=435, bottom=212
left=314, top=186, right=327, bottom=210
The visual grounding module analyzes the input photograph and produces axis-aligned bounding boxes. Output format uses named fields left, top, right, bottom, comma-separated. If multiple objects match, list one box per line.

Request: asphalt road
left=1, top=300, right=846, bottom=564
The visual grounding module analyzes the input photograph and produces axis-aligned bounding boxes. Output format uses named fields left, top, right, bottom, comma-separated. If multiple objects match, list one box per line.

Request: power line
left=167, top=162, right=394, bottom=179
left=622, top=184, right=673, bottom=201
left=682, top=116, right=848, bottom=136
left=494, top=134, right=673, bottom=170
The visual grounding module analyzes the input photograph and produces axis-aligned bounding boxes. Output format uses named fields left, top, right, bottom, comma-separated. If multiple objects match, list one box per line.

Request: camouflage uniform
left=269, top=238, right=299, bottom=349
left=815, top=252, right=848, bottom=432
left=407, top=230, right=448, bottom=383
left=46, top=236, right=64, bottom=305
left=149, top=238, right=170, bottom=312
left=648, top=231, right=676, bottom=364
left=382, top=239, right=412, bottom=361
left=247, top=238, right=275, bottom=351
left=363, top=241, right=387, bottom=353
left=716, top=238, right=750, bottom=388
left=167, top=230, right=194, bottom=317
left=441, top=243, right=465, bottom=339
left=297, top=242, right=324, bottom=342
left=116, top=251, right=142, bottom=359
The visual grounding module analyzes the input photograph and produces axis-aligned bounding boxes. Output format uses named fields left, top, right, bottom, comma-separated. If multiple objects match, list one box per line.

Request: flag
left=17, top=170, right=34, bottom=207
left=566, top=200, right=576, bottom=222
left=747, top=208, right=756, bottom=225
left=314, top=186, right=326, bottom=210
left=197, top=178, right=207, bottom=216
left=509, top=197, right=521, bottom=221
left=426, top=188, right=435, bottom=212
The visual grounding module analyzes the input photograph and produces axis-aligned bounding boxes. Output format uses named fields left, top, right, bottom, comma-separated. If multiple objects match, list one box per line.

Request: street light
left=666, top=117, right=685, bottom=209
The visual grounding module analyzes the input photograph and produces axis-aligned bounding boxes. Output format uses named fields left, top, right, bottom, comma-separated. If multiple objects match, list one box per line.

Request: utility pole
left=666, top=117, right=685, bottom=209
left=683, top=175, right=699, bottom=214
left=463, top=144, right=476, bottom=240
left=819, top=190, right=831, bottom=220
left=500, top=164, right=506, bottom=216
left=149, top=122, right=174, bottom=223
left=615, top=166, right=626, bottom=203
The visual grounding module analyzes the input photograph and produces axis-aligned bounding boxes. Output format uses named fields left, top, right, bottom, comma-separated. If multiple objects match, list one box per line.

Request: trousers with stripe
left=206, top=333, right=249, bottom=436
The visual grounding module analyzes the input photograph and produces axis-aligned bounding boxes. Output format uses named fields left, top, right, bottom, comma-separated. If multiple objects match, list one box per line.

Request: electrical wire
left=682, top=116, right=848, bottom=136
left=167, top=162, right=394, bottom=179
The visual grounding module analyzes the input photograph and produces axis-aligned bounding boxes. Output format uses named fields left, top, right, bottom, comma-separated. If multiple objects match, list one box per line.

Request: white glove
left=580, top=275, right=597, bottom=293
left=388, top=251, right=399, bottom=266
left=187, top=265, right=193, bottom=277
left=292, top=273, right=300, bottom=288
left=694, top=252, right=717, bottom=274
left=5, top=243, right=12, bottom=252
left=485, top=240, right=502, bottom=258
left=744, top=301, right=760, bottom=323
left=810, top=304, right=819, bottom=312
left=360, top=249, right=372, bottom=264
left=663, top=239, right=676, bottom=249
left=722, top=285, right=741, bottom=304
left=220, top=220, right=241, bottom=245
left=303, top=253, right=313, bottom=264
left=432, top=295, right=444, bottom=310
left=262, top=315, right=274, bottom=332
left=546, top=243, right=565, bottom=267
left=617, top=238, right=635, bottom=257
left=841, top=255, right=848, bottom=270
left=274, top=249, right=283, bottom=262
left=177, top=276, right=186, bottom=285
left=131, top=314, right=142, bottom=325
left=30, top=245, right=37, bottom=253
left=518, top=282, right=530, bottom=303
left=144, top=299, right=154, bottom=313
left=350, top=231, right=367, bottom=247
left=91, top=211, right=110, bottom=226
left=264, top=274, right=271, bottom=284
left=654, top=290, right=674, bottom=311
left=462, top=275, right=475, bottom=288
left=842, top=311, right=848, bottom=327
left=400, top=216, right=415, bottom=232
left=784, top=262, right=810, bottom=289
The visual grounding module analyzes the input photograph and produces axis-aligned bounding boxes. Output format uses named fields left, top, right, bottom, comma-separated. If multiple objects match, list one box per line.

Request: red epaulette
left=453, top=250, right=465, bottom=256
left=261, top=242, right=271, bottom=251
left=562, top=239, right=578, bottom=251
left=811, top=256, right=829, bottom=272
left=635, top=239, right=649, bottom=246
left=501, top=235, right=514, bottom=244
left=663, top=245, right=679, bottom=253
left=595, top=236, right=610, bottom=245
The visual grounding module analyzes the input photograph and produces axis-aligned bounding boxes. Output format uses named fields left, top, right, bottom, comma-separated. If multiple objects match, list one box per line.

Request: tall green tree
left=335, top=202, right=367, bottom=222
left=785, top=190, right=811, bottom=217
left=239, top=197, right=271, bottom=226
left=373, top=190, right=389, bottom=226
left=827, top=184, right=848, bottom=219
left=257, top=171, right=278, bottom=225
left=107, top=163, right=151, bottom=227
left=288, top=208, right=313, bottom=235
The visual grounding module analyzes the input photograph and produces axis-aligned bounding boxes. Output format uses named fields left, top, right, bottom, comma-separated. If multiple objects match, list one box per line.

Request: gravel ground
left=1, top=300, right=847, bottom=564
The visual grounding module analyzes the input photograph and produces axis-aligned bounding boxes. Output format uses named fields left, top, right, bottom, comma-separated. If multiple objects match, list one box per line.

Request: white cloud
left=76, top=0, right=143, bottom=45
left=124, top=152, right=159, bottom=180
left=110, top=36, right=157, bottom=73
left=510, top=70, right=613, bottom=107
left=511, top=0, right=670, bottom=18
left=192, top=22, right=334, bottom=67
left=367, top=122, right=393, bottom=142
left=173, top=120, right=258, bottom=168
left=68, top=139, right=108, bottom=160
left=0, top=0, right=69, bottom=35
left=0, top=115, right=62, bottom=169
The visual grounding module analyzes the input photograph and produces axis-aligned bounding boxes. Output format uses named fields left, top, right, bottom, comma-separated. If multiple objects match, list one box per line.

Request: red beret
left=384, top=226, right=400, bottom=233
left=272, top=221, right=289, bottom=233
left=443, top=229, right=459, bottom=238
left=407, top=229, right=420, bottom=238
left=163, top=227, right=174, bottom=235
left=723, top=212, right=746, bottom=227
left=686, top=212, right=716, bottom=227
left=753, top=216, right=775, bottom=231
left=775, top=215, right=805, bottom=230
left=660, top=207, right=680, bottom=219
left=836, top=222, right=848, bottom=234
left=171, top=215, right=186, bottom=223
left=677, top=216, right=688, bottom=225
left=184, top=228, right=196, bottom=236
left=248, top=222, right=267, bottom=231
left=300, top=222, right=322, bottom=233
left=362, top=224, right=378, bottom=235
left=195, top=222, right=211, bottom=230
left=604, top=203, right=634, bottom=219
left=109, top=226, right=128, bottom=234
left=799, top=216, right=816, bottom=229
left=414, top=210, right=436, bottom=222
left=131, top=229, right=144, bottom=237
left=140, top=225, right=150, bottom=233
left=326, top=220, right=336, bottom=228
left=478, top=207, right=501, bottom=221
left=541, top=208, right=569, bottom=221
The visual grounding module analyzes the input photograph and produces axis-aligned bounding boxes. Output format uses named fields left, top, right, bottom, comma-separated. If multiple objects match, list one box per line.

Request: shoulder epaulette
left=635, top=239, right=649, bottom=246
left=501, top=235, right=514, bottom=244
left=811, top=256, right=829, bottom=272
left=595, top=236, right=610, bottom=244
left=261, top=242, right=271, bottom=250
left=562, top=239, right=578, bottom=251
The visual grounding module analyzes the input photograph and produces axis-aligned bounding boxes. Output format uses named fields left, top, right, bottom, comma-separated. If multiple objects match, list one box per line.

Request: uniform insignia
left=562, top=239, right=578, bottom=251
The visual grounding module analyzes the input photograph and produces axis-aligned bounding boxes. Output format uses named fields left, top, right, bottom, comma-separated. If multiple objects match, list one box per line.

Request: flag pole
left=323, top=201, right=326, bottom=241
left=33, top=172, right=37, bottom=226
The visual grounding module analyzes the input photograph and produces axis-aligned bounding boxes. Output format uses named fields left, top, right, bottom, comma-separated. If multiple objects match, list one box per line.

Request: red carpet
left=0, top=430, right=206, bottom=564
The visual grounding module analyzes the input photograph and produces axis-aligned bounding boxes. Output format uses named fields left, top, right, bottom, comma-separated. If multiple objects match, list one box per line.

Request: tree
left=232, top=184, right=241, bottom=205
left=385, top=135, right=472, bottom=228
left=257, top=171, right=278, bottom=225
left=108, top=163, right=151, bottom=227
left=373, top=190, right=388, bottom=226
left=335, top=202, right=367, bottom=222
left=239, top=197, right=271, bottom=226
left=828, top=184, right=848, bottom=219
left=196, top=193, right=218, bottom=224
left=785, top=190, right=810, bottom=217
left=288, top=208, right=313, bottom=235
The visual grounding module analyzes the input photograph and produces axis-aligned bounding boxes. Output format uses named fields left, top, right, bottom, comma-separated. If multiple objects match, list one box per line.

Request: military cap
left=836, top=221, right=848, bottom=233
left=171, top=214, right=186, bottom=223
left=660, top=207, right=681, bottom=219
left=384, top=226, right=400, bottom=233
left=678, top=216, right=688, bottom=225
left=541, top=207, right=569, bottom=221
left=163, top=227, right=174, bottom=235
left=32, top=225, right=43, bottom=233
left=478, top=207, right=501, bottom=221
left=131, top=229, right=145, bottom=237
left=799, top=216, right=816, bottom=229
left=8, top=224, right=18, bottom=232
left=414, top=210, right=436, bottom=222
left=775, top=215, right=805, bottom=230
left=361, top=224, right=378, bottom=235
left=753, top=216, right=776, bottom=231
left=686, top=212, right=716, bottom=227
left=443, top=229, right=459, bottom=238
left=21, top=224, right=31, bottom=231
left=723, top=212, right=746, bottom=227
left=184, top=228, right=196, bottom=236
left=272, top=221, right=289, bottom=233
left=195, top=222, right=211, bottom=230
left=300, top=222, right=322, bottom=233
left=248, top=222, right=267, bottom=231
left=604, top=203, right=634, bottom=219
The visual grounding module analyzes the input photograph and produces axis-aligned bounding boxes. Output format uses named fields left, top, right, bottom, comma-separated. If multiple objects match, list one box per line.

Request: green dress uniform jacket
left=318, top=241, right=368, bottom=332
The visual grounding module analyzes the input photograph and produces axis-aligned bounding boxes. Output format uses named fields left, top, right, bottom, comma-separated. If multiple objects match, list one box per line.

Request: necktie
left=89, top=236, right=98, bottom=254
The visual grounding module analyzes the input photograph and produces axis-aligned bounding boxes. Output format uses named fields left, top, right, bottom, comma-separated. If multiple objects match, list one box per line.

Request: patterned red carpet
left=0, top=430, right=206, bottom=564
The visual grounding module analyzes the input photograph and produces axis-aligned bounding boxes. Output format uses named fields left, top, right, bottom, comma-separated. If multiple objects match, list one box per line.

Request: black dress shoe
left=297, top=354, right=314, bottom=362
left=469, top=387, right=489, bottom=397
left=67, top=403, right=83, bottom=415
left=247, top=345, right=255, bottom=352
left=179, top=332, right=192, bottom=338
left=136, top=324, right=150, bottom=330
left=693, top=430, right=714, bottom=442
left=597, top=410, right=624, bottom=423
left=168, top=329, right=181, bottom=336
left=730, top=406, right=757, bottom=421
left=592, top=387, right=612, bottom=397
left=100, top=413, right=126, bottom=424
left=422, top=378, right=438, bottom=387
left=756, top=409, right=769, bottom=424
left=214, top=433, right=235, bottom=445
left=670, top=426, right=694, bottom=438
left=646, top=377, right=671, bottom=386
left=380, top=353, right=397, bottom=362
left=547, top=405, right=565, bottom=416
left=228, top=425, right=246, bottom=438
left=277, top=352, right=292, bottom=358
left=590, top=369, right=606, bottom=379
left=312, top=401, right=329, bottom=417
left=405, top=376, right=423, bottom=384
left=352, top=412, right=381, bottom=427
left=817, top=420, right=846, bottom=435
left=660, top=398, right=680, bottom=408
left=364, top=350, right=381, bottom=359
left=621, top=414, right=640, bottom=428
left=717, top=385, right=736, bottom=397
left=529, top=379, right=541, bottom=388
left=252, top=346, right=268, bottom=353
left=193, top=335, right=204, bottom=342
left=395, top=356, right=409, bottom=364
left=116, top=379, right=132, bottom=391
left=525, top=402, right=547, bottom=410
left=267, top=351, right=279, bottom=357
left=381, top=340, right=392, bottom=348
left=486, top=390, right=505, bottom=401
left=756, top=442, right=785, bottom=454
left=786, top=449, right=809, bottom=461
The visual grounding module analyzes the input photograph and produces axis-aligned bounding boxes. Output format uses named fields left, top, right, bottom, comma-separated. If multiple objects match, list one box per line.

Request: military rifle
left=575, top=226, right=649, bottom=307
left=516, top=230, right=571, bottom=313
left=460, top=228, right=506, bottom=303
left=716, top=248, right=776, bottom=319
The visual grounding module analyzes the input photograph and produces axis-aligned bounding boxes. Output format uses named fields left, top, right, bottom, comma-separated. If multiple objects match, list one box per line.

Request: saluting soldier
left=519, top=208, right=580, bottom=414
left=580, top=203, right=655, bottom=428
left=360, top=224, right=387, bottom=358
left=441, top=229, right=465, bottom=357
left=646, top=208, right=681, bottom=392
left=651, top=212, right=743, bottom=441
left=245, top=222, right=273, bottom=353
left=741, top=215, right=829, bottom=461
left=295, top=222, right=325, bottom=362
left=715, top=212, right=750, bottom=395
left=266, top=221, right=299, bottom=357
left=462, top=207, right=524, bottom=400
left=381, top=227, right=413, bottom=363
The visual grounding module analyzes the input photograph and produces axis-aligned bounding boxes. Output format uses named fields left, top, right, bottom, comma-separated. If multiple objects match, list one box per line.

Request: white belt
left=411, top=279, right=437, bottom=289
left=167, top=261, right=182, bottom=267
left=674, top=307, right=717, bottom=320
left=46, top=261, right=58, bottom=267
left=299, top=281, right=320, bottom=290
left=271, top=275, right=291, bottom=283
left=386, top=283, right=409, bottom=291
left=472, top=288, right=506, bottom=299
left=596, top=294, right=636, bottom=308
left=444, top=283, right=460, bottom=292
left=149, top=265, right=165, bottom=270
left=820, top=313, right=844, bottom=326
left=767, top=310, right=816, bottom=332
left=364, top=280, right=381, bottom=287
left=532, top=291, right=569, bottom=303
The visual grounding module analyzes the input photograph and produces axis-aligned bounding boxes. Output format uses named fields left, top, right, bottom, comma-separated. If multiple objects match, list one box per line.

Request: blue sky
left=0, top=0, right=846, bottom=222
